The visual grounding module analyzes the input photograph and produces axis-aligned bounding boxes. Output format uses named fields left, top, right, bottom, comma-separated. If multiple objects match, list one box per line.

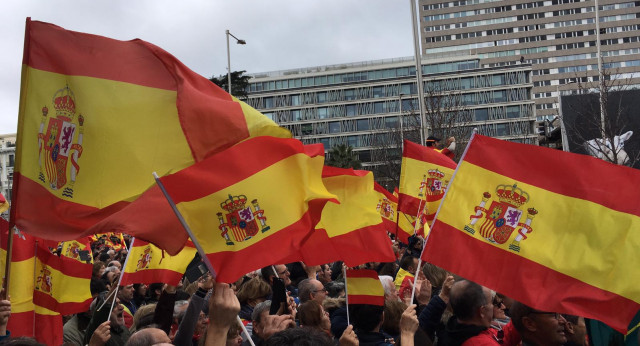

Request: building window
left=329, top=122, right=341, bottom=133
left=346, top=105, right=357, bottom=117
left=357, top=119, right=369, bottom=131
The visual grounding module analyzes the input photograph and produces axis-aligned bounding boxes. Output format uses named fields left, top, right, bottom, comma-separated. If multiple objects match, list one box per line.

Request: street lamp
left=226, top=30, right=246, bottom=96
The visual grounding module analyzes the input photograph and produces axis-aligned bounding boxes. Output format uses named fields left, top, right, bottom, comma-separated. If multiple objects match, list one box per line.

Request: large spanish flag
left=13, top=19, right=289, bottom=249
left=290, top=167, right=395, bottom=266
left=422, top=134, right=640, bottom=333
left=373, top=183, right=398, bottom=233
left=0, top=224, right=64, bottom=345
left=398, top=140, right=456, bottom=227
left=121, top=238, right=196, bottom=286
left=158, top=136, right=336, bottom=283
left=346, top=269, right=385, bottom=306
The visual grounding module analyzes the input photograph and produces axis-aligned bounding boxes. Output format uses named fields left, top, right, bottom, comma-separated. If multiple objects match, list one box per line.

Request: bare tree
left=561, top=67, right=640, bottom=168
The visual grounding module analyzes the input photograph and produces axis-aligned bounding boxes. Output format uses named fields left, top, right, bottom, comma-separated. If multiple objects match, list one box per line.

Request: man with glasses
left=298, top=278, right=328, bottom=305
left=510, top=301, right=567, bottom=346
left=440, top=280, right=520, bottom=345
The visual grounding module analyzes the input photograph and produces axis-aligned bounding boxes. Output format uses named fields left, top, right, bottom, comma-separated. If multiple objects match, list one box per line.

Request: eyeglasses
left=278, top=268, right=290, bottom=275
left=529, top=311, right=563, bottom=320
left=492, top=298, right=504, bottom=307
left=313, top=288, right=328, bottom=293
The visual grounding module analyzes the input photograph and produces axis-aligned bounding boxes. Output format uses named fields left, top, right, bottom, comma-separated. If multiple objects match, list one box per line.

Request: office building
left=246, top=56, right=536, bottom=183
left=0, top=134, right=16, bottom=202
left=419, top=0, right=640, bottom=119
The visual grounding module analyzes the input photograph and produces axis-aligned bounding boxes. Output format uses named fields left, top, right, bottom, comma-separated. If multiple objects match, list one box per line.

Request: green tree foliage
left=209, top=70, right=251, bottom=100
left=326, top=144, right=362, bottom=169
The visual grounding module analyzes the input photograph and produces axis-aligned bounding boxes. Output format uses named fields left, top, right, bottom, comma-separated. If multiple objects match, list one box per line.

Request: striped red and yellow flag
left=423, top=134, right=640, bottom=333
left=0, top=223, right=64, bottom=345
left=346, top=269, right=385, bottom=306
left=60, top=238, right=92, bottom=263
left=121, top=238, right=196, bottom=286
left=291, top=167, right=395, bottom=266
left=158, top=137, right=336, bottom=283
left=398, top=140, right=456, bottom=230
left=373, top=183, right=398, bottom=233
left=12, top=19, right=289, bottom=252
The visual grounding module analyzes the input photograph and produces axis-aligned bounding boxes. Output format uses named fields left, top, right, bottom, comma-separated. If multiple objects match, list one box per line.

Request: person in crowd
left=425, top=135, right=456, bottom=160
left=83, top=290, right=131, bottom=346
left=260, top=265, right=292, bottom=287
left=418, top=275, right=454, bottom=342
left=94, top=261, right=107, bottom=279
left=421, top=263, right=449, bottom=297
left=236, top=277, right=272, bottom=321
left=264, top=327, right=334, bottom=346
left=298, top=300, right=332, bottom=336
left=146, top=283, right=164, bottom=305
left=491, top=292, right=510, bottom=331
left=394, top=256, right=419, bottom=290
left=317, top=264, right=333, bottom=285
left=349, top=303, right=394, bottom=346
left=118, top=284, right=137, bottom=328
left=379, top=275, right=399, bottom=302
left=0, top=293, right=10, bottom=343
left=439, top=280, right=519, bottom=346
left=382, top=300, right=407, bottom=340
left=562, top=314, right=588, bottom=346
left=325, top=281, right=345, bottom=299
left=108, top=260, right=122, bottom=271
left=240, top=300, right=296, bottom=346
left=125, top=327, right=171, bottom=346
left=63, top=308, right=93, bottom=344
left=298, top=278, right=328, bottom=305
left=173, top=275, right=213, bottom=346
left=132, top=284, right=148, bottom=309
left=129, top=304, right=156, bottom=333
left=510, top=301, right=567, bottom=346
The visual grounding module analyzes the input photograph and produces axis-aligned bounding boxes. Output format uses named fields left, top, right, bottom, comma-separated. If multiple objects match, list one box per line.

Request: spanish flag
left=373, top=183, right=398, bottom=233
left=289, top=167, right=395, bottom=266
left=158, top=136, right=336, bottom=283
left=346, top=269, right=385, bottom=306
left=12, top=19, right=289, bottom=251
left=121, top=238, right=196, bottom=286
left=423, top=134, right=640, bottom=333
left=60, top=238, right=92, bottom=263
left=398, top=140, right=456, bottom=228
left=0, top=223, right=64, bottom=345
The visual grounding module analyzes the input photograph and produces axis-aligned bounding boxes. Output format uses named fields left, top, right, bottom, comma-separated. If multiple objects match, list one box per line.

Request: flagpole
left=152, top=172, right=256, bottom=346
left=342, top=266, right=350, bottom=326
left=32, top=239, right=38, bottom=338
left=104, top=237, right=134, bottom=320
left=410, top=129, right=478, bottom=304
left=2, top=227, right=13, bottom=298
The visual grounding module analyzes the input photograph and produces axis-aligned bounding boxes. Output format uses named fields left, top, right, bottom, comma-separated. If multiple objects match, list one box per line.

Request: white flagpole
left=152, top=172, right=255, bottom=346
left=104, top=236, right=134, bottom=320
left=342, top=266, right=350, bottom=326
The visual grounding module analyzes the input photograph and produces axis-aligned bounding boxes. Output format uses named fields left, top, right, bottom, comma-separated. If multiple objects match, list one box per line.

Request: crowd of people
left=0, top=233, right=611, bottom=345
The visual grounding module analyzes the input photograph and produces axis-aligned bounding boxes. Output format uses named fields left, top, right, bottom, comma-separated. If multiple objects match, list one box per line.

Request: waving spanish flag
left=157, top=137, right=336, bottom=283
left=289, top=167, right=395, bottom=266
left=121, top=238, right=196, bottom=286
left=12, top=19, right=289, bottom=250
left=398, top=140, right=456, bottom=229
left=346, top=269, right=385, bottom=306
left=423, top=134, right=640, bottom=333
left=373, top=183, right=398, bottom=233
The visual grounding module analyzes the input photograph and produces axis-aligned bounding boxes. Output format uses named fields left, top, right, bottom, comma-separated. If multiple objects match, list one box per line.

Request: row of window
left=424, top=5, right=600, bottom=23
left=247, top=61, right=480, bottom=93
left=424, top=0, right=587, bottom=10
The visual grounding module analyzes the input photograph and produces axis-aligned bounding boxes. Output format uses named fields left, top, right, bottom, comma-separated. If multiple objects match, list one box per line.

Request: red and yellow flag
left=0, top=223, right=65, bottom=345
left=423, top=134, right=640, bottom=333
left=158, top=137, right=336, bottom=283
left=398, top=140, right=456, bottom=230
left=346, top=269, right=385, bottom=306
left=373, top=183, right=398, bottom=233
left=290, top=167, right=395, bottom=266
left=121, top=238, right=196, bottom=286
left=12, top=19, right=289, bottom=252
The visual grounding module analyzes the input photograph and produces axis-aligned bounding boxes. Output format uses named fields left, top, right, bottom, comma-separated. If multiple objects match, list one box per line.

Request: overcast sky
left=0, top=1, right=416, bottom=134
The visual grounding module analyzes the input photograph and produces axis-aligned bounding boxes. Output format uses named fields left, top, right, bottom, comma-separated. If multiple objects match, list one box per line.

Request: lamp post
left=410, top=0, right=427, bottom=145
left=226, top=30, right=246, bottom=96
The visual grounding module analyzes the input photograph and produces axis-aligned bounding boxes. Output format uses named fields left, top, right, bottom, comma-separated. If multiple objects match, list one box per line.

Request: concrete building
left=0, top=134, right=16, bottom=202
left=419, top=0, right=640, bottom=119
left=246, top=56, right=536, bottom=183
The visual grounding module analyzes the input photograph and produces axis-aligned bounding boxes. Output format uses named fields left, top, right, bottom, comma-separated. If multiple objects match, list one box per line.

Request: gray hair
left=298, top=278, right=314, bottom=303
left=173, top=300, right=189, bottom=321
left=251, top=300, right=272, bottom=323
left=378, top=275, right=394, bottom=296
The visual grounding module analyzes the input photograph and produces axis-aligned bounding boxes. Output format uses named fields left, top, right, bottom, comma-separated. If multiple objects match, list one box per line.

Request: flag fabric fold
left=157, top=136, right=336, bottom=283
left=398, top=140, right=456, bottom=234
left=120, top=238, right=196, bottom=286
left=12, top=18, right=289, bottom=251
left=346, top=269, right=385, bottom=306
left=288, top=166, right=395, bottom=267
left=422, top=134, right=640, bottom=333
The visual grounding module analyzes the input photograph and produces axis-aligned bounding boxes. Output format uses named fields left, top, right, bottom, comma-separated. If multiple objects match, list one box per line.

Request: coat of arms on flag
left=217, top=194, right=270, bottom=245
left=37, top=85, right=85, bottom=198
left=35, top=266, right=53, bottom=295
left=136, top=246, right=153, bottom=271
left=418, top=169, right=448, bottom=199
left=464, top=184, right=538, bottom=252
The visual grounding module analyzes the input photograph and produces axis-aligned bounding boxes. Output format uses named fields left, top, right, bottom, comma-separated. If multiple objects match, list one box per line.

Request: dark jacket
left=418, top=294, right=448, bottom=341
left=354, top=330, right=394, bottom=346
left=83, top=301, right=131, bottom=346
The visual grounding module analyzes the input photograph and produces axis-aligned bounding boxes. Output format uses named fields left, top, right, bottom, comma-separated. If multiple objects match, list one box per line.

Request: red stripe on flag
left=12, top=173, right=130, bottom=241
left=120, top=269, right=184, bottom=286
left=349, top=295, right=385, bottom=306
left=374, top=183, right=397, bottom=202
left=423, top=220, right=639, bottom=333
left=36, top=250, right=92, bottom=278
left=464, top=135, right=640, bottom=217
left=33, top=290, right=92, bottom=316
left=7, top=310, right=63, bottom=345
left=322, top=166, right=371, bottom=178
left=403, top=140, right=457, bottom=169
left=347, top=270, right=380, bottom=280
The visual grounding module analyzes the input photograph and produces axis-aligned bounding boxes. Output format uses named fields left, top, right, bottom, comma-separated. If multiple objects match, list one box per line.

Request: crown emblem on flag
left=217, top=194, right=270, bottom=246
left=464, top=183, right=537, bottom=252
left=428, top=169, right=445, bottom=180
left=136, top=246, right=153, bottom=271
left=35, top=266, right=53, bottom=295
left=37, top=85, right=85, bottom=198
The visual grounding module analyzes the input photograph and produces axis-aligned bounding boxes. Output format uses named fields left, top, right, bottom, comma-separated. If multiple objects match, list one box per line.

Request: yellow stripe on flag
left=439, top=161, right=640, bottom=302
left=124, top=241, right=196, bottom=275
left=317, top=174, right=381, bottom=237
left=34, top=257, right=91, bottom=306
left=348, top=277, right=385, bottom=297
left=177, top=154, right=329, bottom=253
left=17, top=69, right=193, bottom=207
left=235, top=97, right=291, bottom=139
left=400, top=156, right=456, bottom=200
